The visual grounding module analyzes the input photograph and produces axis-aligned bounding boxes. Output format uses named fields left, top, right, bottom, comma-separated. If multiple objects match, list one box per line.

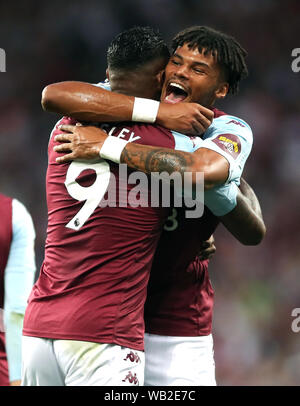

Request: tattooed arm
left=54, top=124, right=265, bottom=245
left=220, top=178, right=266, bottom=245
left=120, top=142, right=228, bottom=190
left=54, top=124, right=229, bottom=190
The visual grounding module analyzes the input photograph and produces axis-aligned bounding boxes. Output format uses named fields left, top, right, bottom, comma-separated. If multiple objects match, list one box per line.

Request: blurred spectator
left=0, top=194, right=36, bottom=385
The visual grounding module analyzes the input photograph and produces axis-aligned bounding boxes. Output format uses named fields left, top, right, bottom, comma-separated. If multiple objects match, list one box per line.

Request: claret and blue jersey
left=24, top=81, right=254, bottom=350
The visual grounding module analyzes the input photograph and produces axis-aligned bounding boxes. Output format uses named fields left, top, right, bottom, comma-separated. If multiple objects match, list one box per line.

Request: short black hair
left=172, top=26, right=248, bottom=94
left=107, top=26, right=170, bottom=71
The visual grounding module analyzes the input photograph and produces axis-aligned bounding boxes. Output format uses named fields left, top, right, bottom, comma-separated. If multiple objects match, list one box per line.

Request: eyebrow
left=172, top=52, right=210, bottom=69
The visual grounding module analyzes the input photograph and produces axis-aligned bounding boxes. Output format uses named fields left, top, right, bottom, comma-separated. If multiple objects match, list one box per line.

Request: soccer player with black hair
left=22, top=26, right=216, bottom=387
left=171, top=25, right=248, bottom=95
left=29, top=26, right=265, bottom=386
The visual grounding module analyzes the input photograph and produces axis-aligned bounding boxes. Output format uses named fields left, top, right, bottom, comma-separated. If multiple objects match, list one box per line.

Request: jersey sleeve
left=4, top=198, right=36, bottom=382
left=199, top=115, right=253, bottom=184
left=94, top=80, right=111, bottom=91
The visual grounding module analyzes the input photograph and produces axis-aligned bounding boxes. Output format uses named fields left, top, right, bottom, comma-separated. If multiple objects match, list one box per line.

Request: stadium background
left=0, top=0, right=299, bottom=385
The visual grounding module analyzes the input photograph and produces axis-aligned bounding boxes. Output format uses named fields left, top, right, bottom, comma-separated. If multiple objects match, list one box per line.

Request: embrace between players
left=21, top=26, right=266, bottom=386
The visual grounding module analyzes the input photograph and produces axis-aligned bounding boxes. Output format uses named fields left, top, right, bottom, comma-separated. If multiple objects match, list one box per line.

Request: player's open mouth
left=164, top=82, right=189, bottom=104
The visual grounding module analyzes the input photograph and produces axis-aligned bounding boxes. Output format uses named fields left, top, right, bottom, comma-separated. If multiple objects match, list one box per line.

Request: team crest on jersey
left=212, top=133, right=241, bottom=160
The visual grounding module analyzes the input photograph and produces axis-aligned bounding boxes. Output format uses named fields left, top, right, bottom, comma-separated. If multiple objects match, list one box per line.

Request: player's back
left=144, top=106, right=253, bottom=337
left=144, top=206, right=219, bottom=337
left=23, top=117, right=199, bottom=351
left=0, top=193, right=12, bottom=386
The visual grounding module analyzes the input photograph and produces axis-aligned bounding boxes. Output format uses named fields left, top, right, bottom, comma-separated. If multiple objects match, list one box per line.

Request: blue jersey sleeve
left=171, top=114, right=253, bottom=216
left=94, top=80, right=111, bottom=91
left=200, top=115, right=253, bottom=184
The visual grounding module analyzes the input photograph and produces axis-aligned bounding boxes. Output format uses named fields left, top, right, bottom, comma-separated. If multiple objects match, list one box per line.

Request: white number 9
left=65, top=159, right=110, bottom=230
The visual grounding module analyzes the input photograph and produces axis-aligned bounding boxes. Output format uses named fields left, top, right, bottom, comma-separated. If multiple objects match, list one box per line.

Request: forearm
left=120, top=143, right=225, bottom=189
left=42, top=81, right=134, bottom=122
left=220, top=183, right=266, bottom=245
left=238, top=177, right=264, bottom=218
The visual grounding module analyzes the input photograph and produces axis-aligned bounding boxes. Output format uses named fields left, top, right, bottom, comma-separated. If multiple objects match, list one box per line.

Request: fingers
left=54, top=133, right=72, bottom=143
left=58, top=124, right=76, bottom=133
left=55, top=152, right=75, bottom=164
left=198, top=246, right=216, bottom=260
left=205, top=235, right=215, bottom=245
left=198, top=237, right=216, bottom=260
left=191, top=120, right=206, bottom=135
left=53, top=143, right=72, bottom=153
left=193, top=112, right=213, bottom=134
left=189, top=105, right=213, bottom=135
left=198, top=105, right=214, bottom=121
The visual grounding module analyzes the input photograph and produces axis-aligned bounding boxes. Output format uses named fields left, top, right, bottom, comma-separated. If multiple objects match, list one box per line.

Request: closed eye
left=171, top=59, right=181, bottom=66
left=193, top=67, right=205, bottom=74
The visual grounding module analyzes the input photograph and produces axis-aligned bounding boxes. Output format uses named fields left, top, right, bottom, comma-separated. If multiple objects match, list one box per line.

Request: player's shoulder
left=207, top=112, right=253, bottom=145
left=213, top=113, right=252, bottom=131
left=12, top=198, right=35, bottom=231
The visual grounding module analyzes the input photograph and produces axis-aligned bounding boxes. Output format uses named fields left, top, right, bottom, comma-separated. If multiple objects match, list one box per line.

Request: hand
left=53, top=124, right=108, bottom=163
left=198, top=235, right=216, bottom=260
left=156, top=102, right=214, bottom=136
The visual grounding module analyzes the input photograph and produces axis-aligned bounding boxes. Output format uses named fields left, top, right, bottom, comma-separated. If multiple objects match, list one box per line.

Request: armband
left=99, top=136, right=129, bottom=163
left=132, top=97, right=160, bottom=123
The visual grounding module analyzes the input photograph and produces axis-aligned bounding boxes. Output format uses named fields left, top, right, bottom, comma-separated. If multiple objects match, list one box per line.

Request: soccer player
left=0, top=193, right=36, bottom=386
left=46, top=26, right=265, bottom=386
left=22, top=27, right=225, bottom=387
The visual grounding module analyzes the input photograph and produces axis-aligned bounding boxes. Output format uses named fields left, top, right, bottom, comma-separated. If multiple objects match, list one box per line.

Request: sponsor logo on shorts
left=212, top=133, right=241, bottom=160
left=122, top=371, right=139, bottom=385
left=123, top=351, right=140, bottom=363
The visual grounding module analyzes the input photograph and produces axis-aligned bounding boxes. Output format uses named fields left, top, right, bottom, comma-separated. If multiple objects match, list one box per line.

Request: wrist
left=132, top=97, right=160, bottom=123
left=155, top=102, right=168, bottom=126
left=99, top=136, right=129, bottom=163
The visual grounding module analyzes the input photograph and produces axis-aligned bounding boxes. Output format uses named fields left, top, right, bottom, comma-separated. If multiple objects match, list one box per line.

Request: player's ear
left=106, top=68, right=110, bottom=81
left=215, top=82, right=229, bottom=100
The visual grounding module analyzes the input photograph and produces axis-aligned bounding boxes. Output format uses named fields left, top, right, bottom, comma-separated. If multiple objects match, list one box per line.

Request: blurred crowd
left=0, top=0, right=299, bottom=385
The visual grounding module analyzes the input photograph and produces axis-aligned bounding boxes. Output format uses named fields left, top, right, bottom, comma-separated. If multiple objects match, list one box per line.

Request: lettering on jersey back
left=108, top=126, right=141, bottom=142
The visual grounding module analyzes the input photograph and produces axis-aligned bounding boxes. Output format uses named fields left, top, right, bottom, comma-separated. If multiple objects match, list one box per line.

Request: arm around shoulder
left=41, top=81, right=135, bottom=122
left=220, top=178, right=266, bottom=245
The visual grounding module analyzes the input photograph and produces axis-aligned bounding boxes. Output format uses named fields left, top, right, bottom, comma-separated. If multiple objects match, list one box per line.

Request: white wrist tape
left=99, top=136, right=129, bottom=163
left=132, top=97, right=160, bottom=123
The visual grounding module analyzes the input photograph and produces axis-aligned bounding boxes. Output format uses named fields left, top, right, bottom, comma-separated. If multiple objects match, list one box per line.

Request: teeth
left=169, top=82, right=186, bottom=92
